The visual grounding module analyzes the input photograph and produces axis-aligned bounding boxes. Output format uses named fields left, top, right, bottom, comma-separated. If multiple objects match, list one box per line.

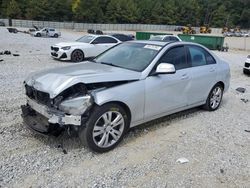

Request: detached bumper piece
left=21, top=105, right=64, bottom=136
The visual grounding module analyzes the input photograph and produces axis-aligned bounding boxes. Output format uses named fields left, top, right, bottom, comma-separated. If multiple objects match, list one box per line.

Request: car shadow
left=30, top=106, right=204, bottom=152
left=122, top=107, right=202, bottom=145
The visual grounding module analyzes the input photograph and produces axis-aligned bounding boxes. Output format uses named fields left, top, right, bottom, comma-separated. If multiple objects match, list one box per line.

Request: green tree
left=74, top=0, right=104, bottom=23
left=6, top=0, right=21, bottom=18
left=211, top=4, right=228, bottom=27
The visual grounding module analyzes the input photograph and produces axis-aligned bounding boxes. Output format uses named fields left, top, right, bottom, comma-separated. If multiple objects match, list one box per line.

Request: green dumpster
left=178, top=34, right=225, bottom=50
left=136, top=32, right=173, bottom=40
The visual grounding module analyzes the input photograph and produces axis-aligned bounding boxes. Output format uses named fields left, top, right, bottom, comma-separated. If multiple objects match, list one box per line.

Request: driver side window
left=159, top=46, right=189, bottom=70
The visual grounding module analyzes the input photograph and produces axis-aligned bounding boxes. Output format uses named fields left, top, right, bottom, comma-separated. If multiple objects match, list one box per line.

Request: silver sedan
left=21, top=41, right=230, bottom=152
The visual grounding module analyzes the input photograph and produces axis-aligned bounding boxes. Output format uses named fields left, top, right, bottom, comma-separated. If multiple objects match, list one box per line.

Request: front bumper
left=21, top=105, right=63, bottom=136
left=21, top=97, right=82, bottom=135
left=50, top=46, right=71, bottom=60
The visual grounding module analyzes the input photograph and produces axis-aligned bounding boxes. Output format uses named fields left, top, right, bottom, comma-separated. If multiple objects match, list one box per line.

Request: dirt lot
left=0, top=27, right=250, bottom=188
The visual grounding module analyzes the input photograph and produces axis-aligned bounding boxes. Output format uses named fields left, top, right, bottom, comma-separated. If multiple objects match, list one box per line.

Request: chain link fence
left=0, top=18, right=223, bottom=34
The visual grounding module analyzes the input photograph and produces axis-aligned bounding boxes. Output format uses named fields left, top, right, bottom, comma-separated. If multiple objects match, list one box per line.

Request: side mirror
left=155, top=63, right=176, bottom=75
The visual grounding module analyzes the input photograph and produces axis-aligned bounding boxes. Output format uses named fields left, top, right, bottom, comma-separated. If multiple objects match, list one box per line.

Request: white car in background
left=32, top=27, right=61, bottom=38
left=51, top=35, right=121, bottom=62
left=149, top=35, right=182, bottom=42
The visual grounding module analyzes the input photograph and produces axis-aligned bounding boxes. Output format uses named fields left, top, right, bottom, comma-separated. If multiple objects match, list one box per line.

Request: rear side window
left=159, top=46, right=189, bottom=70
left=49, top=29, right=55, bottom=31
left=92, top=36, right=118, bottom=44
left=169, top=36, right=179, bottom=41
left=188, top=45, right=216, bottom=67
left=113, top=34, right=131, bottom=42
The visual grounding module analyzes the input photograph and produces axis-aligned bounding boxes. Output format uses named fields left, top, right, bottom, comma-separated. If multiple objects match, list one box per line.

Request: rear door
left=186, top=45, right=217, bottom=105
left=48, top=29, right=55, bottom=37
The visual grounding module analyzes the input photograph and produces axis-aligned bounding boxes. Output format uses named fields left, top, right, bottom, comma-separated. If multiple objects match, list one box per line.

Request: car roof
left=87, top=34, right=117, bottom=38
left=127, top=40, right=211, bottom=50
left=151, top=34, right=175, bottom=37
left=128, top=40, right=170, bottom=46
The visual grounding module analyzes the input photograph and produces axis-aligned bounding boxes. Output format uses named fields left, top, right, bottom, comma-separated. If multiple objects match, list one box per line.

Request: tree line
left=0, top=0, right=249, bottom=28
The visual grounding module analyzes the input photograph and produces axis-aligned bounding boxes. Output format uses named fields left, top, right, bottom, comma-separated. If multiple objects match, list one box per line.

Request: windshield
left=94, top=43, right=162, bottom=72
left=76, top=35, right=95, bottom=43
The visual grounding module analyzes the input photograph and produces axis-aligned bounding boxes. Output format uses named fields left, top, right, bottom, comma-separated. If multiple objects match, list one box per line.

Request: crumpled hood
left=53, top=42, right=91, bottom=47
left=25, top=62, right=141, bottom=98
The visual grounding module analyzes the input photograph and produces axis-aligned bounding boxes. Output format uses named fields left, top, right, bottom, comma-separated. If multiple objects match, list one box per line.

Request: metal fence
left=0, top=18, right=223, bottom=34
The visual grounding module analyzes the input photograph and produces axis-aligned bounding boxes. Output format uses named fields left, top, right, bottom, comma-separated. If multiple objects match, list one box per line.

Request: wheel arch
left=95, top=101, right=132, bottom=125
left=216, top=81, right=225, bottom=90
left=71, top=48, right=84, bottom=55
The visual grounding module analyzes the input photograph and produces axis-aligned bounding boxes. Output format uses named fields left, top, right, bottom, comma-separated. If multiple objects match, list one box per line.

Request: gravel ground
left=0, top=27, right=250, bottom=188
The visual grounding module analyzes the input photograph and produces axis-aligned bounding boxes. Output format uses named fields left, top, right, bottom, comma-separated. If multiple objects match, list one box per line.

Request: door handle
left=181, top=74, right=189, bottom=80
left=209, top=67, right=215, bottom=72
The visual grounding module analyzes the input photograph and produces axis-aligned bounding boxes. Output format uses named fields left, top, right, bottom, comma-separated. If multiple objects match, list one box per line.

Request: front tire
left=203, top=84, right=224, bottom=111
left=71, top=50, right=84, bottom=62
left=36, top=33, right=41, bottom=37
left=54, top=34, right=58, bottom=38
left=79, top=104, right=129, bottom=153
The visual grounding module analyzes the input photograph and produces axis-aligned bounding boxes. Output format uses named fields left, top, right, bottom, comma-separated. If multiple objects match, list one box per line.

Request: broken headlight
left=59, top=95, right=93, bottom=116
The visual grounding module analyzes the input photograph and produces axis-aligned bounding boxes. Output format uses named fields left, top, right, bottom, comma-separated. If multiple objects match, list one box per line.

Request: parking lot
left=0, top=27, right=250, bottom=187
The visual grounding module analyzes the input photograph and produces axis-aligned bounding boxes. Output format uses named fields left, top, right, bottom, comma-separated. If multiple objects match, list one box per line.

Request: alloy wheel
left=210, top=86, right=222, bottom=109
left=92, top=111, right=125, bottom=148
left=72, top=50, right=84, bottom=62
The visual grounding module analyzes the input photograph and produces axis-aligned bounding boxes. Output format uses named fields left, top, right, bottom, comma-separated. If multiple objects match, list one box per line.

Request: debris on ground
left=4, top=50, right=11, bottom=55
left=176, top=158, right=189, bottom=164
left=240, top=98, right=249, bottom=103
left=0, top=59, right=3, bottom=62
left=13, top=54, right=20, bottom=57
left=236, top=87, right=246, bottom=93
left=7, top=28, right=18, bottom=33
left=220, top=169, right=224, bottom=174
left=245, top=130, right=250, bottom=133
left=57, top=144, right=68, bottom=154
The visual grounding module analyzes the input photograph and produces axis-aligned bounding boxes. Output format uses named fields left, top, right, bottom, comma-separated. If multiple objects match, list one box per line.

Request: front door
left=145, top=46, right=192, bottom=118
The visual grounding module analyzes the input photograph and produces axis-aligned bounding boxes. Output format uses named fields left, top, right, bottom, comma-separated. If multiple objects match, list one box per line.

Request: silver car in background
left=21, top=41, right=230, bottom=152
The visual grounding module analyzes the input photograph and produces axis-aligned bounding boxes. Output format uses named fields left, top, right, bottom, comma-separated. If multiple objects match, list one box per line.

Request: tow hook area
left=21, top=105, right=64, bottom=136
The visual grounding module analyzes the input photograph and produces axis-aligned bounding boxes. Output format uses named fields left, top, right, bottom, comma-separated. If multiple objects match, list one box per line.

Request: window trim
left=154, top=45, right=190, bottom=72
left=92, top=36, right=118, bottom=44
left=186, top=44, right=217, bottom=67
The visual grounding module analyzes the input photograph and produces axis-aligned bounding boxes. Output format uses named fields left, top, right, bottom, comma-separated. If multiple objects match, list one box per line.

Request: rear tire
left=203, top=84, right=224, bottom=111
left=71, top=50, right=84, bottom=62
left=54, top=34, right=58, bottom=38
left=79, top=103, right=129, bottom=153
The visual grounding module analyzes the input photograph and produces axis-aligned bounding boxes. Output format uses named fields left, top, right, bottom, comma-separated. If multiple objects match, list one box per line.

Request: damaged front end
left=21, top=83, right=93, bottom=136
